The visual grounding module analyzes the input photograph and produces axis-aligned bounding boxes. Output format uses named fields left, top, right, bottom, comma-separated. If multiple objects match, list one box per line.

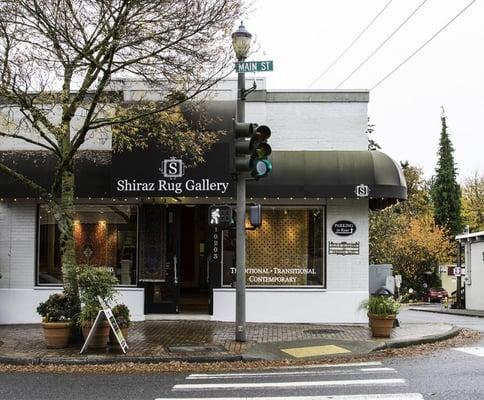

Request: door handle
left=173, top=255, right=178, bottom=285
left=206, top=255, right=211, bottom=284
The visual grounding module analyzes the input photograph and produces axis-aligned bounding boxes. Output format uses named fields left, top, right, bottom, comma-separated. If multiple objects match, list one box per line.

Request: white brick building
left=0, top=78, right=406, bottom=324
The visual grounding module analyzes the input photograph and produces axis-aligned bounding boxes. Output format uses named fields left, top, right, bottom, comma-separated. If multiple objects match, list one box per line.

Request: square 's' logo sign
left=161, top=158, right=185, bottom=178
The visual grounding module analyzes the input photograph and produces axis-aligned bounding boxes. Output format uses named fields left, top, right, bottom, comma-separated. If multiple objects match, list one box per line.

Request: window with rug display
left=37, top=204, right=138, bottom=285
left=222, top=206, right=325, bottom=287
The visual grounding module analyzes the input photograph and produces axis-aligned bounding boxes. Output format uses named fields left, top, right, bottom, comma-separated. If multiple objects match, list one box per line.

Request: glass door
left=140, top=204, right=180, bottom=314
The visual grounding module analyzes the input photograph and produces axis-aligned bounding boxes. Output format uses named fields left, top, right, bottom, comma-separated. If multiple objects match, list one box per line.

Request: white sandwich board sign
left=80, top=297, right=128, bottom=354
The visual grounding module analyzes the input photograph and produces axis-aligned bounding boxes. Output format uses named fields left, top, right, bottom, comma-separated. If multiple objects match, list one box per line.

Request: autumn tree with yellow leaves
left=370, top=162, right=454, bottom=294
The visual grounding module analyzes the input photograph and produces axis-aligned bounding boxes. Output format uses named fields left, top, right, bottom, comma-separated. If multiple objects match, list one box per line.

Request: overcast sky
left=239, top=0, right=483, bottom=181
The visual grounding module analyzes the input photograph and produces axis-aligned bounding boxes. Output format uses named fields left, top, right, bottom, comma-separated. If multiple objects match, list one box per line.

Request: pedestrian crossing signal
left=208, top=205, right=234, bottom=229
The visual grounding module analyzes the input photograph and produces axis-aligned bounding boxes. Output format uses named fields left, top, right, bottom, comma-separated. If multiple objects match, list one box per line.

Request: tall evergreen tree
left=431, top=108, right=462, bottom=237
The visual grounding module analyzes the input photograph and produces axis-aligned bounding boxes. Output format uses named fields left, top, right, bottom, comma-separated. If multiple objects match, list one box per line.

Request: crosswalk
left=453, top=346, right=484, bottom=357
left=155, top=361, right=424, bottom=400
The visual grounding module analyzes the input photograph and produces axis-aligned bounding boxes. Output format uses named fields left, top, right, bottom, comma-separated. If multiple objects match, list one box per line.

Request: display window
left=37, top=204, right=138, bottom=286
left=222, top=206, right=325, bottom=287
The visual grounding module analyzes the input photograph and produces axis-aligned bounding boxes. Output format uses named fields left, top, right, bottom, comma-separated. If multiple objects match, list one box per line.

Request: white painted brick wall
left=0, top=105, right=112, bottom=151
left=0, top=79, right=367, bottom=152
left=326, top=199, right=369, bottom=292
left=0, top=203, right=36, bottom=289
left=246, top=102, right=368, bottom=151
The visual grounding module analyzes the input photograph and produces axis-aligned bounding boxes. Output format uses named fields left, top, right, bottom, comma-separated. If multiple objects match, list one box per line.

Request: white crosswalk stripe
left=453, top=346, right=484, bottom=357
left=173, top=378, right=406, bottom=390
left=156, top=396, right=424, bottom=400
left=154, top=361, right=424, bottom=400
left=186, top=367, right=396, bottom=379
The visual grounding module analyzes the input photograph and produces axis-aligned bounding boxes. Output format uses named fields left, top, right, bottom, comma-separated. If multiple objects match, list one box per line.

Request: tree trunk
left=57, top=159, right=80, bottom=314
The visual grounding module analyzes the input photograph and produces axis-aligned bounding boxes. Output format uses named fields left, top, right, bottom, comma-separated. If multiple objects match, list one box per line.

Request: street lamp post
left=232, top=22, right=252, bottom=342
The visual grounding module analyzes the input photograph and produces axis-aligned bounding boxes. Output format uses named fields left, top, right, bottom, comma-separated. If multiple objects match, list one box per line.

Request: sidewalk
left=0, top=320, right=459, bottom=365
left=410, top=306, right=484, bottom=318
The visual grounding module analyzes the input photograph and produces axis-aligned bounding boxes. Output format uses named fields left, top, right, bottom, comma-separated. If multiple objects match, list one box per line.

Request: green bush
left=77, top=265, right=118, bottom=326
left=37, top=293, right=74, bottom=322
left=361, top=295, right=400, bottom=317
left=112, top=304, right=131, bottom=328
left=77, top=265, right=118, bottom=307
left=77, top=303, right=102, bottom=326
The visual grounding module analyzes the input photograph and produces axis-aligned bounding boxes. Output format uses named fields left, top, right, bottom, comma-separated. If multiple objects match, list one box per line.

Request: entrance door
left=178, top=205, right=210, bottom=314
left=140, top=205, right=180, bottom=314
left=140, top=204, right=211, bottom=314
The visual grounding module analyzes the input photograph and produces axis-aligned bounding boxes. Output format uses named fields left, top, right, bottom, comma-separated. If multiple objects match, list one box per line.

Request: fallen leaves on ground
left=0, top=329, right=480, bottom=374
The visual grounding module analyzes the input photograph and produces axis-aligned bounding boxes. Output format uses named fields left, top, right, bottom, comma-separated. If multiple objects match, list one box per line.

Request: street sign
left=235, top=60, right=273, bottom=73
left=454, top=267, right=462, bottom=277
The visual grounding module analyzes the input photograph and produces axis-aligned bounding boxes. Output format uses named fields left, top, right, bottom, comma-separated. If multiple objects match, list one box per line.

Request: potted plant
left=361, top=295, right=400, bottom=338
left=77, top=265, right=118, bottom=349
left=37, top=293, right=74, bottom=348
left=109, top=304, right=131, bottom=347
left=77, top=303, right=111, bottom=348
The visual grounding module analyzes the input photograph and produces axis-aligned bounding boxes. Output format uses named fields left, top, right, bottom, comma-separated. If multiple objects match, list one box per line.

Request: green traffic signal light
left=251, top=158, right=272, bottom=178
left=250, top=125, right=272, bottom=179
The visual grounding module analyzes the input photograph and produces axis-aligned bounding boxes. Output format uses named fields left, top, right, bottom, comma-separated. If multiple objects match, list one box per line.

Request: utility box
left=369, top=264, right=394, bottom=295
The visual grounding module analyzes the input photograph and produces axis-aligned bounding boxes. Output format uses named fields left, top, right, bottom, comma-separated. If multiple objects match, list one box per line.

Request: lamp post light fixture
left=232, top=21, right=252, bottom=342
left=232, top=22, right=252, bottom=61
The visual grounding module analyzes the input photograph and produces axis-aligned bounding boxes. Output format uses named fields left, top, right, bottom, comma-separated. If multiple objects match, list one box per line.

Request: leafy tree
left=369, top=162, right=432, bottom=265
left=370, top=162, right=453, bottom=293
left=431, top=109, right=462, bottom=237
left=0, top=0, right=241, bottom=311
left=389, top=215, right=453, bottom=294
left=397, top=161, right=433, bottom=217
left=461, top=171, right=484, bottom=232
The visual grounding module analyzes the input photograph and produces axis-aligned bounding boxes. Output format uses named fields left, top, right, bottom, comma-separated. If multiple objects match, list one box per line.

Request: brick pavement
left=0, top=320, right=455, bottom=362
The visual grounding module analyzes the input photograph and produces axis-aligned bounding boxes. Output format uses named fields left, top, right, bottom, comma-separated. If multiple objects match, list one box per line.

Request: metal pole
left=235, top=70, right=246, bottom=342
left=456, top=241, right=462, bottom=309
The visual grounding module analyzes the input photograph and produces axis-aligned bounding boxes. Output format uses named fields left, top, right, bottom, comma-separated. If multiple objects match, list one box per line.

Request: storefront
left=0, top=79, right=406, bottom=324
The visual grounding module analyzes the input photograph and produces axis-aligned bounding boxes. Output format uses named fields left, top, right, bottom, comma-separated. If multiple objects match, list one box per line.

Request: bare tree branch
left=0, top=130, right=56, bottom=151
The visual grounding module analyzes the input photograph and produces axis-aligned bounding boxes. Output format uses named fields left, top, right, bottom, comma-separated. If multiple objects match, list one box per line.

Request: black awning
left=247, top=150, right=407, bottom=210
left=0, top=149, right=406, bottom=210
left=0, top=150, right=112, bottom=198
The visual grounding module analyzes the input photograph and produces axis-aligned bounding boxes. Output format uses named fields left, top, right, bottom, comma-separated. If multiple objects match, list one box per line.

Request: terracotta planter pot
left=109, top=327, right=129, bottom=348
left=368, top=313, right=396, bottom=338
left=81, top=321, right=110, bottom=349
left=41, top=321, right=73, bottom=349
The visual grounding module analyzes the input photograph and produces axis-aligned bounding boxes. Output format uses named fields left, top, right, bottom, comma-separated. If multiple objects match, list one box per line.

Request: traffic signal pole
left=235, top=70, right=247, bottom=342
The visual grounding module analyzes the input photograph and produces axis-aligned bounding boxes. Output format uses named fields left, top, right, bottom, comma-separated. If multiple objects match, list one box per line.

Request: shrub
left=77, top=265, right=118, bottom=307
left=37, top=293, right=74, bottom=322
left=112, top=304, right=131, bottom=328
left=77, top=265, right=118, bottom=326
left=77, top=303, right=102, bottom=326
left=361, top=295, right=400, bottom=317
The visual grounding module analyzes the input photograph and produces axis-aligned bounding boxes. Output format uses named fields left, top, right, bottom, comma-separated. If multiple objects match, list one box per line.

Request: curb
left=0, top=354, right=243, bottom=366
left=410, top=308, right=484, bottom=318
left=372, top=326, right=461, bottom=351
left=0, top=326, right=461, bottom=366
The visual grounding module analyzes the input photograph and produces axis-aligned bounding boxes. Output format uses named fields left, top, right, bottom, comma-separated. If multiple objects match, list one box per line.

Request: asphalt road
left=399, top=305, right=484, bottom=332
left=0, top=309, right=483, bottom=400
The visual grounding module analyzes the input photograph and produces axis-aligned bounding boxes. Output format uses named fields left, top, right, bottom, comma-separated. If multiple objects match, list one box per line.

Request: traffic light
left=208, top=205, right=235, bottom=229
left=249, top=124, right=272, bottom=179
left=233, top=120, right=272, bottom=179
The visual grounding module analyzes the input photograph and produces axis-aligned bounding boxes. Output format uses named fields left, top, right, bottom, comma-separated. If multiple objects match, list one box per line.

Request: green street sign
left=235, top=60, right=273, bottom=73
